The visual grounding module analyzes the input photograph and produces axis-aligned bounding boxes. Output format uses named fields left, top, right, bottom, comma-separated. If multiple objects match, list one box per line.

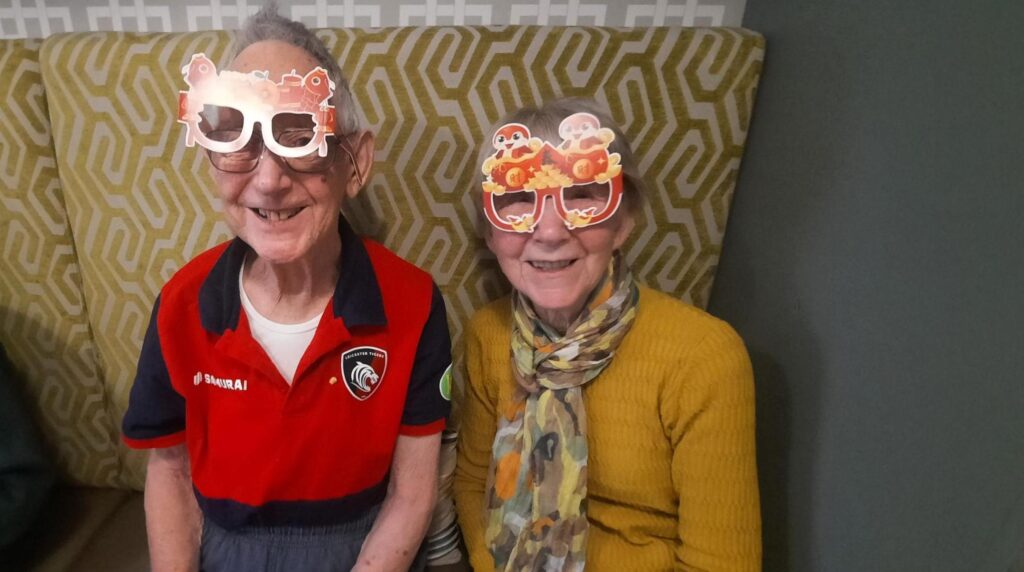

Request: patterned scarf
left=484, top=254, right=639, bottom=571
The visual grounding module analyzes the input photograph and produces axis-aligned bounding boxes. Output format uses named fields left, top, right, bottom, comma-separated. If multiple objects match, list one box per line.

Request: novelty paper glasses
left=177, top=53, right=342, bottom=173
left=481, top=113, right=624, bottom=233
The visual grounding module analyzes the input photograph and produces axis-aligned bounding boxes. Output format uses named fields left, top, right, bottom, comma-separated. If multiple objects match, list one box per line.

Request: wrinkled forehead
left=229, top=40, right=320, bottom=82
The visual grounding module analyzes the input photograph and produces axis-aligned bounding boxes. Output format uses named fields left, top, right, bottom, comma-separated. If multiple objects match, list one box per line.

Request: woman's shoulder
left=633, top=285, right=754, bottom=413
left=630, top=285, right=750, bottom=391
left=463, top=296, right=513, bottom=363
left=635, top=284, right=743, bottom=346
left=467, top=295, right=513, bottom=335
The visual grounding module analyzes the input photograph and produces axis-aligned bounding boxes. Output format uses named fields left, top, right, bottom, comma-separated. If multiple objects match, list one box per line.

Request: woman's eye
left=493, top=192, right=536, bottom=213
left=564, top=185, right=608, bottom=204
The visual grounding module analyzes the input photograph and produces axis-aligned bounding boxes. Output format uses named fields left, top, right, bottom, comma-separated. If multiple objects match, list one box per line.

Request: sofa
left=0, top=26, right=763, bottom=570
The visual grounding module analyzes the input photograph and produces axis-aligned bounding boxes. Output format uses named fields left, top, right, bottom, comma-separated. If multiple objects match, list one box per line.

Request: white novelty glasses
left=177, top=53, right=343, bottom=173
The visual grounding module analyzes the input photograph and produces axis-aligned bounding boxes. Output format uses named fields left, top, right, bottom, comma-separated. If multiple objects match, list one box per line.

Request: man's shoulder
left=160, top=240, right=234, bottom=303
left=361, top=237, right=432, bottom=287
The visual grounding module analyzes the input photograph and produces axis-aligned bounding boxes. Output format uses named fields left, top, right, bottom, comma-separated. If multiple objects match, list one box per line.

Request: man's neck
left=242, top=236, right=341, bottom=324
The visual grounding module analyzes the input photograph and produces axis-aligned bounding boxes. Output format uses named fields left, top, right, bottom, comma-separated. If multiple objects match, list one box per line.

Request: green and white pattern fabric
left=0, top=39, right=121, bottom=487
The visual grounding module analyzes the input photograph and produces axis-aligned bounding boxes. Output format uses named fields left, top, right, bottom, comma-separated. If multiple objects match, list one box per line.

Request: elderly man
left=122, top=5, right=456, bottom=570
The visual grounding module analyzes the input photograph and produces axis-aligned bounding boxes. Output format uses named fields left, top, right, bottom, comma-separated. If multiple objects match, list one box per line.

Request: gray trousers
left=199, top=505, right=427, bottom=571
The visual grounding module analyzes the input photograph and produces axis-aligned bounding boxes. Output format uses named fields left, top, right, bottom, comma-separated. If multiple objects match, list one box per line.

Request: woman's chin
left=529, top=296, right=588, bottom=329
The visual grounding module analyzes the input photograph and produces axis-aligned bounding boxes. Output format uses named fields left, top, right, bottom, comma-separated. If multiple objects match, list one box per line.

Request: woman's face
left=486, top=194, right=633, bottom=327
left=211, top=41, right=359, bottom=265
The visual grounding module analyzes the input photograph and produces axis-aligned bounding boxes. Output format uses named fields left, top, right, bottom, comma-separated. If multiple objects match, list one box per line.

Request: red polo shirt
left=122, top=218, right=451, bottom=528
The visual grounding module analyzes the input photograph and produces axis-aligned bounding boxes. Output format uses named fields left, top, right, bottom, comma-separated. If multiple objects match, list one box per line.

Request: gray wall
left=710, top=1, right=1024, bottom=570
left=0, top=0, right=748, bottom=38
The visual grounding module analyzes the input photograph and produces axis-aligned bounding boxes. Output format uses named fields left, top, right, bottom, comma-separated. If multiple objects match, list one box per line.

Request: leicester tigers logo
left=340, top=346, right=388, bottom=401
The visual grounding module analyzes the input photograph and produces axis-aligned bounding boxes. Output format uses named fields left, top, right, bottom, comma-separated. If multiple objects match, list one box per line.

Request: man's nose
left=250, top=147, right=292, bottom=193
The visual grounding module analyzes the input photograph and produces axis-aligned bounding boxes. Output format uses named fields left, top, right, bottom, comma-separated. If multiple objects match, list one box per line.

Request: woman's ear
left=613, top=211, right=635, bottom=250
left=483, top=226, right=496, bottom=251
left=344, top=130, right=375, bottom=200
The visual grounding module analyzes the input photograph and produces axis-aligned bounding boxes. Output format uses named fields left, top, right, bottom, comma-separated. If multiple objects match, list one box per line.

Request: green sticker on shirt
left=439, top=364, right=453, bottom=401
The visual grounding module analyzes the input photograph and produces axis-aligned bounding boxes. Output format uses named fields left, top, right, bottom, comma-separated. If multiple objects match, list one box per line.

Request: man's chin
left=247, top=239, right=310, bottom=266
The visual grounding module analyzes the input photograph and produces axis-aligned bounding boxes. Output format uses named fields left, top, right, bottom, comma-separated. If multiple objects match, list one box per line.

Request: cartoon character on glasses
left=481, top=112, right=623, bottom=233
left=177, top=53, right=337, bottom=159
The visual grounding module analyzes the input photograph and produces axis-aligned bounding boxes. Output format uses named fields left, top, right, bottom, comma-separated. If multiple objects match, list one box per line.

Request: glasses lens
left=198, top=104, right=258, bottom=172
left=208, top=133, right=261, bottom=173
left=491, top=190, right=537, bottom=220
left=285, top=146, right=334, bottom=173
left=271, top=113, right=316, bottom=147
left=271, top=113, right=334, bottom=173
left=561, top=182, right=611, bottom=215
left=198, top=105, right=244, bottom=137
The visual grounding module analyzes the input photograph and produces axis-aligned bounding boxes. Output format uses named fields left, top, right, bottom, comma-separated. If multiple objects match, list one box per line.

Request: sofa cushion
left=38, top=27, right=764, bottom=490
left=0, top=38, right=122, bottom=488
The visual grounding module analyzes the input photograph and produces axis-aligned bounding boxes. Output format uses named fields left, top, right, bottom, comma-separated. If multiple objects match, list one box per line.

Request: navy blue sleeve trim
left=122, top=296, right=186, bottom=443
left=401, top=283, right=453, bottom=427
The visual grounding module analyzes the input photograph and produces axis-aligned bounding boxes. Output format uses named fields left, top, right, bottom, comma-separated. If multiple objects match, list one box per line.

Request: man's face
left=211, top=40, right=361, bottom=265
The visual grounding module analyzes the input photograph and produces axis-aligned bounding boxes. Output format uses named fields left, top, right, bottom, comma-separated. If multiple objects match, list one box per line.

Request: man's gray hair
left=235, top=1, right=361, bottom=134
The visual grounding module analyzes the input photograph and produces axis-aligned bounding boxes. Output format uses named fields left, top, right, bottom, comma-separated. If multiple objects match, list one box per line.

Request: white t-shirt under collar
left=239, top=268, right=321, bottom=385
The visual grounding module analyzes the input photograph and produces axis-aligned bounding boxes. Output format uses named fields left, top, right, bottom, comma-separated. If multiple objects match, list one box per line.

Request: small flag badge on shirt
left=439, top=364, right=453, bottom=401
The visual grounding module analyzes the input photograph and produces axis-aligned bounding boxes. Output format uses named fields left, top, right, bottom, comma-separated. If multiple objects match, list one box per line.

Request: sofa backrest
left=6, top=26, right=763, bottom=490
left=0, top=39, right=124, bottom=488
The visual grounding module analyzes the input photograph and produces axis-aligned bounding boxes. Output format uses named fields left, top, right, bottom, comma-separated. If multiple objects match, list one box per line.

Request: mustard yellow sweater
left=453, top=285, right=761, bottom=571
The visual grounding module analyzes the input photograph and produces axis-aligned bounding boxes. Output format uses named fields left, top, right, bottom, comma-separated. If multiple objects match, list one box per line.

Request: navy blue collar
left=198, top=217, right=387, bottom=335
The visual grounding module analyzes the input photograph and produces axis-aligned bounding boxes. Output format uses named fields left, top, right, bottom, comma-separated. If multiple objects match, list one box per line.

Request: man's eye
left=207, top=129, right=244, bottom=143
left=277, top=130, right=314, bottom=147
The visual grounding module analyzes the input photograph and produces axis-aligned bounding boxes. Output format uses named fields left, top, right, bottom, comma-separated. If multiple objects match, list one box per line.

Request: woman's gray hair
left=235, top=1, right=361, bottom=135
left=473, top=97, right=647, bottom=235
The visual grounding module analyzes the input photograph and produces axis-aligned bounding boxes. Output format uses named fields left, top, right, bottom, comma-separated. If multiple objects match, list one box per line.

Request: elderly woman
left=121, top=6, right=452, bottom=571
left=453, top=99, right=762, bottom=571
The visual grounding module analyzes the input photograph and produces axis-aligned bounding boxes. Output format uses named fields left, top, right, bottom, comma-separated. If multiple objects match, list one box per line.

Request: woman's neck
left=534, top=302, right=585, bottom=336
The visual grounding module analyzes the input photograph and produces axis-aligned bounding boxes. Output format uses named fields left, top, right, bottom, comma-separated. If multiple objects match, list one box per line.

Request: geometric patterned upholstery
left=0, top=38, right=121, bottom=488
left=35, top=26, right=763, bottom=490
left=40, top=32, right=236, bottom=489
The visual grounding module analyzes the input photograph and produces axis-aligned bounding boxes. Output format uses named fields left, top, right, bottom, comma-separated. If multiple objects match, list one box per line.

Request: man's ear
left=344, top=130, right=375, bottom=200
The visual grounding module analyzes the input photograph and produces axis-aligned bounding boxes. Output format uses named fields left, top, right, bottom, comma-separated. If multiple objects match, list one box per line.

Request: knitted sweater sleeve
left=661, top=319, right=762, bottom=571
left=453, top=314, right=499, bottom=572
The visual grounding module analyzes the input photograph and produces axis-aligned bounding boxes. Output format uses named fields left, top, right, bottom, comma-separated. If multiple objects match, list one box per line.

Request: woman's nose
left=530, top=197, right=571, bottom=243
